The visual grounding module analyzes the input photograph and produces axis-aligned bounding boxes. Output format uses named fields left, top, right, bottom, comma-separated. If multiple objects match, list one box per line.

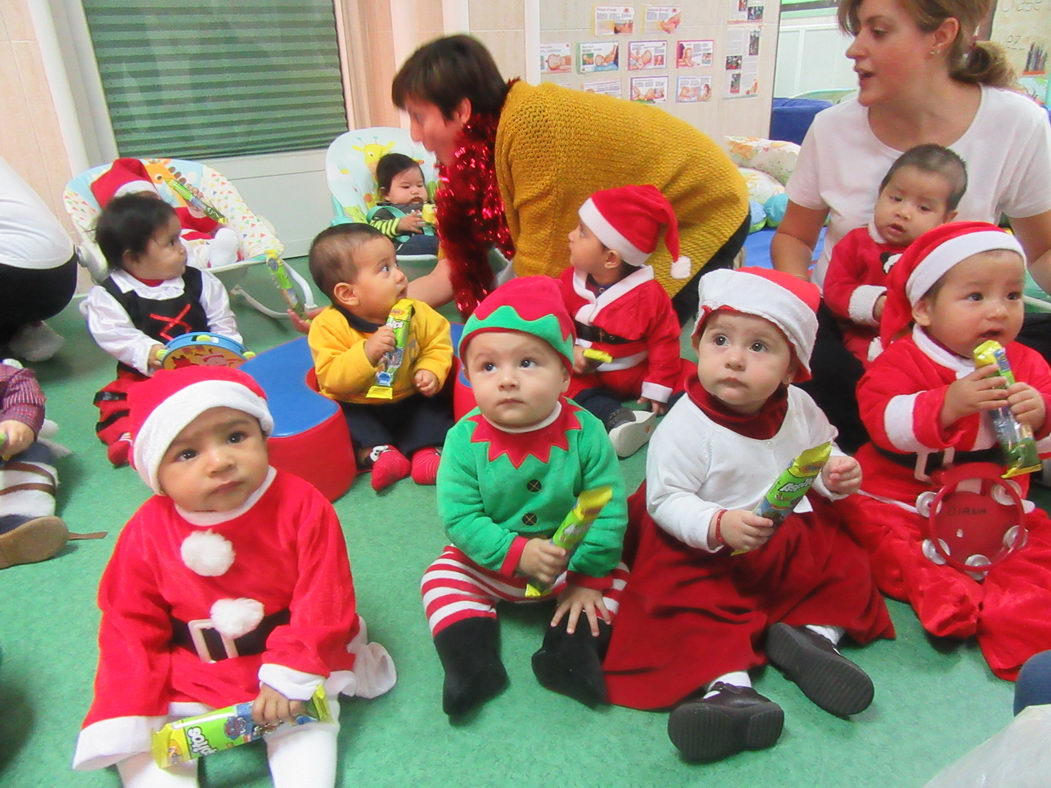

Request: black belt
left=574, top=322, right=632, bottom=345
left=874, top=445, right=1000, bottom=477
left=171, top=608, right=290, bottom=662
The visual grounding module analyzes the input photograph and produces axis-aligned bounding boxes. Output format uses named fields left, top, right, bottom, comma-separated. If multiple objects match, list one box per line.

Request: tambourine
left=160, top=332, right=253, bottom=370
left=916, top=462, right=1031, bottom=580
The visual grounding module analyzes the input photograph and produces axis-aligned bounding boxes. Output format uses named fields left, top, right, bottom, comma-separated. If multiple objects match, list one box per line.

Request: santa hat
left=578, top=184, right=692, bottom=279
left=880, top=222, right=1026, bottom=344
left=90, top=158, right=158, bottom=206
left=459, top=277, right=576, bottom=368
left=693, top=267, right=820, bottom=382
left=128, top=366, right=273, bottom=495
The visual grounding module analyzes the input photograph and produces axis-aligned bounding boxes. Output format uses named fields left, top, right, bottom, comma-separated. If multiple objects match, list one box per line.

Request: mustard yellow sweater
left=308, top=300, right=452, bottom=405
left=494, top=81, right=748, bottom=295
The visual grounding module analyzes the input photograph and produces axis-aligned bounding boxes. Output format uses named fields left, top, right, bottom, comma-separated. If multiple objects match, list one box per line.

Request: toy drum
left=160, top=332, right=251, bottom=370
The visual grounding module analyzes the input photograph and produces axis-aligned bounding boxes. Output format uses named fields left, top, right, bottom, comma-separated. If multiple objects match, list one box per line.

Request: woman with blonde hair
left=772, top=0, right=1051, bottom=449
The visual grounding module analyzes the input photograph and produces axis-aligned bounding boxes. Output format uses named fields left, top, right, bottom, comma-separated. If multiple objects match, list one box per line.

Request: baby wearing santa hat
left=560, top=184, right=688, bottom=458
left=73, top=366, right=394, bottom=786
left=840, top=221, right=1051, bottom=682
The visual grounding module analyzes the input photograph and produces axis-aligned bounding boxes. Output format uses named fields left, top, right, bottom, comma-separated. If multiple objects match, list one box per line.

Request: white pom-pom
left=2, top=358, right=23, bottom=369
left=670, top=255, right=692, bottom=280
left=180, top=530, right=235, bottom=576
left=210, top=597, right=264, bottom=639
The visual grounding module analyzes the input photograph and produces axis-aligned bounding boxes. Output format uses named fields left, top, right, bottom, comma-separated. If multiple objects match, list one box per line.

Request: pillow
left=738, top=167, right=785, bottom=206
left=726, top=136, right=801, bottom=185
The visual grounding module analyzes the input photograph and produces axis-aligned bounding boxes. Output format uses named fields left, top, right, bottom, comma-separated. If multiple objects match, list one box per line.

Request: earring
left=929, top=48, right=940, bottom=56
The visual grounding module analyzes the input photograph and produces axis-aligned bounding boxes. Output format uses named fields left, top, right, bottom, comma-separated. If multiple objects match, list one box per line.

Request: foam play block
left=241, top=337, right=356, bottom=501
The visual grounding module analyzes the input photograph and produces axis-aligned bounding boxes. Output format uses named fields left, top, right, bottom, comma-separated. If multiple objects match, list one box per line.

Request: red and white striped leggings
left=421, top=545, right=629, bottom=636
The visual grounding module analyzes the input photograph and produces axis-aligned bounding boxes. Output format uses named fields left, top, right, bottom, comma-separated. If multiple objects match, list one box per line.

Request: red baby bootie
left=370, top=445, right=410, bottom=491
left=411, top=448, right=442, bottom=485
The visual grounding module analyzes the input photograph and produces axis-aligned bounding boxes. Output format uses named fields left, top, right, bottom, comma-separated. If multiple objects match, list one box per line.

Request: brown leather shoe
left=667, top=683, right=783, bottom=762
left=0, top=516, right=69, bottom=569
left=765, top=623, right=874, bottom=716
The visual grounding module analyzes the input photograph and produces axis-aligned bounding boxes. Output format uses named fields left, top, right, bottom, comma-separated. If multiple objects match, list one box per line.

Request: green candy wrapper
left=525, top=486, right=613, bottom=597
left=151, top=685, right=331, bottom=768
left=166, top=177, right=226, bottom=223
left=265, top=250, right=306, bottom=320
left=367, top=299, right=414, bottom=400
left=974, top=340, right=1041, bottom=479
left=733, top=442, right=831, bottom=555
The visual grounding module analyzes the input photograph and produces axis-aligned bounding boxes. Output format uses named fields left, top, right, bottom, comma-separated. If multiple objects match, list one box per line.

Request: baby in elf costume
left=422, top=277, right=629, bottom=718
left=603, top=268, right=893, bottom=762
left=838, top=222, right=1051, bottom=681
left=90, top=157, right=241, bottom=270
left=73, top=366, right=395, bottom=786
left=561, top=184, right=686, bottom=458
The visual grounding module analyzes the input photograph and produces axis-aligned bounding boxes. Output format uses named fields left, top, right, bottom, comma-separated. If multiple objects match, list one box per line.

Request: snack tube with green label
left=733, top=442, right=832, bottom=556
left=151, top=685, right=331, bottom=768
left=582, top=348, right=613, bottom=365
left=265, top=250, right=306, bottom=320
left=974, top=340, right=1041, bottom=479
left=366, top=299, right=414, bottom=400
left=526, top=486, right=613, bottom=597
left=165, top=178, right=226, bottom=224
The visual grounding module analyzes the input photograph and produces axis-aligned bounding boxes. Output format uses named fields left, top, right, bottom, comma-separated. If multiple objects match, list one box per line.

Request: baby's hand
left=940, top=364, right=1007, bottom=429
left=552, top=584, right=610, bottom=636
left=873, top=294, right=886, bottom=321
left=287, top=305, right=325, bottom=334
left=0, top=419, right=35, bottom=459
left=822, top=455, right=861, bottom=496
left=364, top=326, right=396, bottom=365
left=147, top=343, right=167, bottom=370
left=252, top=684, right=304, bottom=727
left=415, top=369, right=439, bottom=396
left=1007, top=381, right=1047, bottom=432
left=397, top=213, right=424, bottom=234
left=519, top=538, right=568, bottom=587
left=571, top=346, right=592, bottom=374
left=716, top=509, right=774, bottom=554
left=637, top=396, right=667, bottom=416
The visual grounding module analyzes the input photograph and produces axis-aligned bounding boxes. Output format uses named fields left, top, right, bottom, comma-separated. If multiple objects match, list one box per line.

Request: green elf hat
left=459, top=277, right=576, bottom=369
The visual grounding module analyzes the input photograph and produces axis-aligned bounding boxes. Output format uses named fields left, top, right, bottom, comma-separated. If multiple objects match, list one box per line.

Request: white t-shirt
left=0, top=157, right=74, bottom=270
left=787, top=86, right=1051, bottom=285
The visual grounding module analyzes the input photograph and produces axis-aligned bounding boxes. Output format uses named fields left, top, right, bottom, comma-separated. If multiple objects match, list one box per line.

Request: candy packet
left=152, top=685, right=331, bottom=768
left=973, top=340, right=1041, bottom=479
left=526, top=486, right=613, bottom=597
left=265, top=250, right=307, bottom=320
left=733, top=442, right=831, bottom=555
left=367, top=299, right=414, bottom=400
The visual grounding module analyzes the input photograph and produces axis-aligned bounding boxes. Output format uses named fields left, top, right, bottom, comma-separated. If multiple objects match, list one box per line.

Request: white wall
left=774, top=12, right=855, bottom=98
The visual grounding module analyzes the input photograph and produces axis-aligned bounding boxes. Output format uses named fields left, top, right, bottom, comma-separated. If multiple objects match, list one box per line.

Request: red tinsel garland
left=434, top=87, right=517, bottom=319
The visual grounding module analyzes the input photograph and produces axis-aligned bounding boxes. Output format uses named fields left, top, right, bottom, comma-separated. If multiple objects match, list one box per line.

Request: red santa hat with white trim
left=90, top=158, right=159, bottom=204
left=879, top=221, right=1026, bottom=345
left=692, top=267, right=821, bottom=382
left=128, top=366, right=273, bottom=495
left=578, top=184, right=692, bottom=279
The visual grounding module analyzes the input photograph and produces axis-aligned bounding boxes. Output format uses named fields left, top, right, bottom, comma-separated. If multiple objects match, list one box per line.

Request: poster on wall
left=579, top=41, right=620, bottom=72
left=539, top=42, right=572, bottom=74
left=676, top=39, right=714, bottom=67
left=723, top=25, right=761, bottom=97
left=644, top=6, right=682, bottom=33
left=594, top=6, right=635, bottom=35
left=630, top=75, right=668, bottom=103
left=729, top=0, right=765, bottom=23
left=628, top=40, right=668, bottom=70
left=582, top=78, right=623, bottom=97
left=676, top=75, right=712, bottom=102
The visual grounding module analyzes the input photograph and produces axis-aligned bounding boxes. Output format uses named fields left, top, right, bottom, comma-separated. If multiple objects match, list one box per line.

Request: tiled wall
left=0, top=0, right=74, bottom=234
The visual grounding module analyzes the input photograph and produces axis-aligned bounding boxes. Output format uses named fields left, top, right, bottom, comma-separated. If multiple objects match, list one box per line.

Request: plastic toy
left=265, top=250, right=307, bottom=320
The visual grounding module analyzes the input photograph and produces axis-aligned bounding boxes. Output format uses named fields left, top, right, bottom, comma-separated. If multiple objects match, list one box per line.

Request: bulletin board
left=533, top=2, right=782, bottom=140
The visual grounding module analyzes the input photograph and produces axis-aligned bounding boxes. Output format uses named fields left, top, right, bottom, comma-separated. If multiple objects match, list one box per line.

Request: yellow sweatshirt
left=494, top=81, right=748, bottom=295
left=308, top=300, right=452, bottom=405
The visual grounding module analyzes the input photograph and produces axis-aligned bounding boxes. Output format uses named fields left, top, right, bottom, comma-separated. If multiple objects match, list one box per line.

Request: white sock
left=265, top=697, right=340, bottom=788
left=806, top=624, right=845, bottom=646
left=703, top=670, right=751, bottom=698
left=207, top=227, right=240, bottom=268
left=116, top=750, right=198, bottom=787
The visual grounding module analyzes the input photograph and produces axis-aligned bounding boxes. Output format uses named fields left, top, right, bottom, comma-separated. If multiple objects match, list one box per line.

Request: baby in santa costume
left=602, top=267, right=893, bottom=762
left=90, top=158, right=241, bottom=271
left=422, top=277, right=629, bottom=718
left=838, top=221, right=1051, bottom=681
left=561, top=184, right=686, bottom=457
left=72, top=366, right=395, bottom=786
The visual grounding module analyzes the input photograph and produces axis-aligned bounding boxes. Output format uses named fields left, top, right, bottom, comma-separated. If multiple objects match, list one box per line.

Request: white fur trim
left=258, top=664, right=325, bottom=702
left=579, top=198, right=649, bottom=265
left=133, top=379, right=273, bottom=494
left=210, top=597, right=264, bottom=639
left=180, top=530, right=235, bottom=576
left=670, top=255, right=691, bottom=280
left=113, top=180, right=155, bottom=198
left=640, top=381, right=672, bottom=403
left=72, top=714, right=168, bottom=770
left=906, top=231, right=1025, bottom=305
left=884, top=393, right=926, bottom=451
left=848, top=285, right=886, bottom=327
left=867, top=336, right=884, bottom=362
left=177, top=466, right=276, bottom=526
left=598, top=349, right=648, bottom=371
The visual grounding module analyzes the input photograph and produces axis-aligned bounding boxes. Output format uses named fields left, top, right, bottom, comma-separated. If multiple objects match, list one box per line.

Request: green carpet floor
left=0, top=260, right=1024, bottom=786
